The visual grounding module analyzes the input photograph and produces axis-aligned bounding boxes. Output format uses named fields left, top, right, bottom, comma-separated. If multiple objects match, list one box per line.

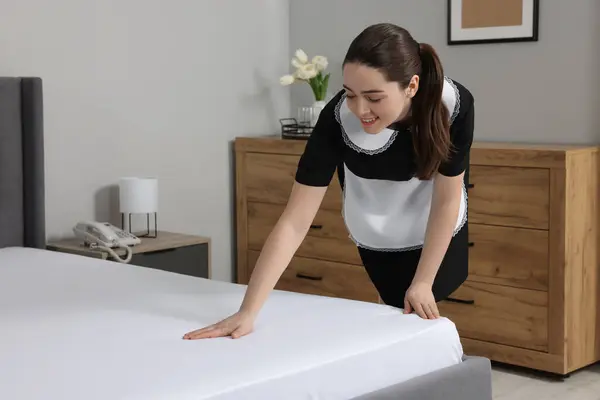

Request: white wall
left=0, top=0, right=290, bottom=282
left=290, top=0, right=600, bottom=144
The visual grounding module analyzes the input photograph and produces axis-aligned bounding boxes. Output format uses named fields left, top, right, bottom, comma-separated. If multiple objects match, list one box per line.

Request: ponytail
left=411, top=43, right=451, bottom=180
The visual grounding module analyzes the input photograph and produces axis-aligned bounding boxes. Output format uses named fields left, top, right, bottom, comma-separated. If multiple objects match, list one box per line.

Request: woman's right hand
left=182, top=311, right=255, bottom=340
left=182, top=183, right=327, bottom=341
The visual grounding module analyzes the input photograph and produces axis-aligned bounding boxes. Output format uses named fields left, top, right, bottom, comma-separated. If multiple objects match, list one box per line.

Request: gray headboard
left=0, top=77, right=46, bottom=249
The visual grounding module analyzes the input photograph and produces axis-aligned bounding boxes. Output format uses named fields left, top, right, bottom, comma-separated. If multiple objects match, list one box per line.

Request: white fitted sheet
left=0, top=247, right=463, bottom=400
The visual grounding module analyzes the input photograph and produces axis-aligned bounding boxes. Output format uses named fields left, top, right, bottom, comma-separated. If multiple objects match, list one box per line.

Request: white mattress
left=0, top=247, right=463, bottom=400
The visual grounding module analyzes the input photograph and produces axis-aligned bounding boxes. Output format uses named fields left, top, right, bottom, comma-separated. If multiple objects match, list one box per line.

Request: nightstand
left=47, top=231, right=211, bottom=279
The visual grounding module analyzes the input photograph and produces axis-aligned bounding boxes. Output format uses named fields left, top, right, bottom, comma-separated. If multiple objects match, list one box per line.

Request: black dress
left=294, top=77, right=475, bottom=308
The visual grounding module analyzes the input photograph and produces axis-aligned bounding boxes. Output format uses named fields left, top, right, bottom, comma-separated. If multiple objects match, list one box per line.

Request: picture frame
left=447, top=0, right=539, bottom=45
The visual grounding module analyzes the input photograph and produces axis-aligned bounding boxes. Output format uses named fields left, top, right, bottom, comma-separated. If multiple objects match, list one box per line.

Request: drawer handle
left=296, top=272, right=323, bottom=281
left=468, top=242, right=474, bottom=247
left=446, top=297, right=475, bottom=305
left=310, top=224, right=323, bottom=230
left=467, top=183, right=475, bottom=189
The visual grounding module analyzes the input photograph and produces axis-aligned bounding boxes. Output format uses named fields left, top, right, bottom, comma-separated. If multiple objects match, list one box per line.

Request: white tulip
left=280, top=74, right=295, bottom=85
left=312, top=56, right=328, bottom=71
left=294, top=49, right=308, bottom=64
left=295, top=63, right=318, bottom=80
left=291, top=57, right=303, bottom=69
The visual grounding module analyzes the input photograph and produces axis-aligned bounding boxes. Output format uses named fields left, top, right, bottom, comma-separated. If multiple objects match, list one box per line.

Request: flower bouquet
left=280, top=49, right=330, bottom=130
left=280, top=49, right=330, bottom=103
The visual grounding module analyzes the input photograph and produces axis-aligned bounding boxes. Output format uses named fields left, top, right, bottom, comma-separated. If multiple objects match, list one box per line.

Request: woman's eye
left=367, top=97, right=382, bottom=103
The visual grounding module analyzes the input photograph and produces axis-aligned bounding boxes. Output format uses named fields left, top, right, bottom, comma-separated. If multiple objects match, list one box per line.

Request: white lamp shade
left=119, top=177, right=158, bottom=214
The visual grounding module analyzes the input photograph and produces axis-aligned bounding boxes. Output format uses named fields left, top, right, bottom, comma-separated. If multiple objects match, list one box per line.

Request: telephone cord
left=94, top=243, right=133, bottom=263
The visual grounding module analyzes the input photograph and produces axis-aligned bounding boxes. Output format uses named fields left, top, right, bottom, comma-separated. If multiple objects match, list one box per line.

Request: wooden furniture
left=47, top=231, right=212, bottom=279
left=438, top=143, right=600, bottom=376
left=234, top=136, right=600, bottom=375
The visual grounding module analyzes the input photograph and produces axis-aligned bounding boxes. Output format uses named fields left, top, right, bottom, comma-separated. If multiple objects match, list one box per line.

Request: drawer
left=468, top=165, right=549, bottom=229
left=438, top=281, right=548, bottom=352
left=131, top=244, right=209, bottom=279
left=244, top=152, right=343, bottom=210
left=468, top=224, right=549, bottom=291
left=247, top=201, right=362, bottom=265
left=247, top=250, right=379, bottom=302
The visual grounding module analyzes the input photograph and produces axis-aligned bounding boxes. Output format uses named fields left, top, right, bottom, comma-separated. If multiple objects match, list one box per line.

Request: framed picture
left=447, top=0, right=539, bottom=45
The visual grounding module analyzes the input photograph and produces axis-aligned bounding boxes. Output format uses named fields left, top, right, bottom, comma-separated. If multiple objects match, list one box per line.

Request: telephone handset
left=73, top=221, right=141, bottom=263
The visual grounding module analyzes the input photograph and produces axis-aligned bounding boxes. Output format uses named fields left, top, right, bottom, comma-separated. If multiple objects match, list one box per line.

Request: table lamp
left=119, top=177, right=158, bottom=237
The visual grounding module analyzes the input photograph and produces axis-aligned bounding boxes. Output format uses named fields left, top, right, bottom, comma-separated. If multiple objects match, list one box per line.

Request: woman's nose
left=356, top=99, right=370, bottom=116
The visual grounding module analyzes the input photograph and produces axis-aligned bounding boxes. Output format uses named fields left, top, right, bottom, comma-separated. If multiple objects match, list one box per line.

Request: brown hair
left=343, top=23, right=450, bottom=180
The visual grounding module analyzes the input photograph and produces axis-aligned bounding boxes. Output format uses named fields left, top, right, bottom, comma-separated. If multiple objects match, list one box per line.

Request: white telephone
left=73, top=221, right=141, bottom=263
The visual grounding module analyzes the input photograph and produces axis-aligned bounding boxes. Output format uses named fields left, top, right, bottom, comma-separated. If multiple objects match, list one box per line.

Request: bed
left=0, top=76, right=492, bottom=399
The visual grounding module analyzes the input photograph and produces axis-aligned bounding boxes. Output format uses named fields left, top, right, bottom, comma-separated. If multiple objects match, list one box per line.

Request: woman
left=184, top=22, right=474, bottom=340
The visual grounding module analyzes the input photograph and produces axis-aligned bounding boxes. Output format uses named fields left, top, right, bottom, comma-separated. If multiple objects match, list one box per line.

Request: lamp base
left=121, top=212, right=157, bottom=238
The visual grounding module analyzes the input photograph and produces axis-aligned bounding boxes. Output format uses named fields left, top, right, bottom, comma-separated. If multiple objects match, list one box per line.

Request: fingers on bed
left=231, top=327, right=252, bottom=339
left=231, top=329, right=243, bottom=339
left=404, top=301, right=440, bottom=320
left=424, top=305, right=435, bottom=320
left=413, top=303, right=427, bottom=319
left=183, top=325, right=220, bottom=340
left=403, top=298, right=412, bottom=314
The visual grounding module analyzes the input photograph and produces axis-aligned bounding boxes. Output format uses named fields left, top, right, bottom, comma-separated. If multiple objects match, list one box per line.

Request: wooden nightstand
left=47, top=231, right=211, bottom=279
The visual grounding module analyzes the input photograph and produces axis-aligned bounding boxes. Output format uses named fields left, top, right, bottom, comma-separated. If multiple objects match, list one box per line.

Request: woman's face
left=342, top=62, right=418, bottom=134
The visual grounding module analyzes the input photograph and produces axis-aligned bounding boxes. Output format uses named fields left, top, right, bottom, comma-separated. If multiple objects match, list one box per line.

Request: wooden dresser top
left=235, top=135, right=600, bottom=168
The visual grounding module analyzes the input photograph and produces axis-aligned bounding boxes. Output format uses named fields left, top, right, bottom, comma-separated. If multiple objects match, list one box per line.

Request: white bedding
left=0, top=247, right=463, bottom=400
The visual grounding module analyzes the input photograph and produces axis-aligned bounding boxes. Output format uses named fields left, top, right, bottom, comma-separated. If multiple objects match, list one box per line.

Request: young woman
left=184, top=22, right=474, bottom=340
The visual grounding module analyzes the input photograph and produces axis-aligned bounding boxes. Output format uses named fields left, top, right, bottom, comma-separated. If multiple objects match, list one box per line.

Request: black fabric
left=0, top=77, right=45, bottom=249
left=359, top=224, right=469, bottom=307
left=438, top=89, right=475, bottom=177
left=294, top=90, right=345, bottom=187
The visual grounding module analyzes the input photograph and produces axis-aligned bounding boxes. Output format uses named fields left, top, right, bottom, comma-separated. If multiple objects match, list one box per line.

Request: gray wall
left=0, top=0, right=290, bottom=282
left=290, top=0, right=600, bottom=144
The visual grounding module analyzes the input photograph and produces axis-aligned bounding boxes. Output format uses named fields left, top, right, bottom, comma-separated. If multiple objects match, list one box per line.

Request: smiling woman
left=342, top=63, right=411, bottom=132
left=184, top=22, right=475, bottom=341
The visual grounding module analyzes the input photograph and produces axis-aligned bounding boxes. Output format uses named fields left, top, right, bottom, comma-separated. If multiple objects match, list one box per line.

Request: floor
left=492, top=362, right=600, bottom=399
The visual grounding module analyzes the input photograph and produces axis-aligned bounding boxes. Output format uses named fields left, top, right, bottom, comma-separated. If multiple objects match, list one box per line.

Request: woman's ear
left=406, top=74, right=419, bottom=98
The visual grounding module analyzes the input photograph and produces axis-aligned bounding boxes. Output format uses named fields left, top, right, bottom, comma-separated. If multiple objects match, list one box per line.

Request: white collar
left=334, top=77, right=460, bottom=155
left=335, top=93, right=399, bottom=155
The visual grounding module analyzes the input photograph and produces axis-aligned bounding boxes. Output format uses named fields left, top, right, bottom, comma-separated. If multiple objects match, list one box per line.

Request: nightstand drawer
left=131, top=243, right=209, bottom=279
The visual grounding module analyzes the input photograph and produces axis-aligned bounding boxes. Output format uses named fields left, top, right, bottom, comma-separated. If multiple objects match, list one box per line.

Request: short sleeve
left=438, top=85, right=474, bottom=177
left=294, top=91, right=345, bottom=187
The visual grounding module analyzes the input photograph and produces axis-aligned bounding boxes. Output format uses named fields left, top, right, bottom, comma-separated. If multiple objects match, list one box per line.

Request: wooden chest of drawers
left=234, top=136, right=600, bottom=375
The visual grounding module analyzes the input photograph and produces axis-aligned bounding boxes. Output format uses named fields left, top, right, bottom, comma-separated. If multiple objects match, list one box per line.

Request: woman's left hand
left=404, top=281, right=440, bottom=319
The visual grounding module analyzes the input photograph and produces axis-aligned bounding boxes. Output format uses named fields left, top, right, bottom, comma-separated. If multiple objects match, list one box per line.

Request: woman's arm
left=404, top=173, right=464, bottom=319
left=239, top=182, right=328, bottom=317
left=413, top=173, right=464, bottom=285
left=183, top=182, right=328, bottom=340
left=405, top=81, right=474, bottom=319
left=183, top=92, right=344, bottom=340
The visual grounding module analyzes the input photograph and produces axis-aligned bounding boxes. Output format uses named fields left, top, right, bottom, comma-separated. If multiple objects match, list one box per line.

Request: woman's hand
left=404, top=281, right=440, bottom=319
left=182, top=311, right=255, bottom=340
